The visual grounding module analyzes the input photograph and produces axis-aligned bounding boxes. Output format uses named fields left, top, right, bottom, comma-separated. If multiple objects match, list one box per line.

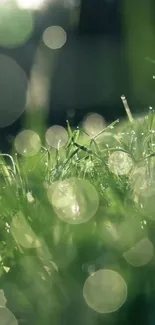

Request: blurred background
left=1, top=2, right=155, bottom=325
left=0, top=0, right=155, bottom=150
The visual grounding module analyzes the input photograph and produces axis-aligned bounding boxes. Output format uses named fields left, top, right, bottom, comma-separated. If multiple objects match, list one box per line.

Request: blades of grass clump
left=89, top=139, right=101, bottom=156
left=81, top=119, right=120, bottom=149
left=66, top=120, right=73, bottom=138
left=0, top=161, right=12, bottom=185
left=73, top=142, right=102, bottom=161
left=55, top=149, right=60, bottom=168
left=56, top=138, right=108, bottom=180
left=147, top=109, right=155, bottom=153
left=0, top=154, right=16, bottom=175
left=31, top=147, right=48, bottom=173
left=0, top=154, right=16, bottom=185
left=93, top=119, right=120, bottom=140
left=121, top=95, right=133, bottom=123
left=66, top=126, right=80, bottom=161
left=73, top=127, right=80, bottom=143
left=14, top=154, right=26, bottom=196
left=55, top=148, right=79, bottom=180
left=147, top=107, right=155, bottom=131
left=68, top=130, right=80, bottom=150
left=73, top=141, right=113, bottom=177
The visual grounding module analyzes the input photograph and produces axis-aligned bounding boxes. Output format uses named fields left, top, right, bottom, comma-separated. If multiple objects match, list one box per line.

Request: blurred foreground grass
left=0, top=109, right=155, bottom=324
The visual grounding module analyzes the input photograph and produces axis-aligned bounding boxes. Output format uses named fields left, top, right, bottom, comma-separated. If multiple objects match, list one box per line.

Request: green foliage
left=0, top=110, right=155, bottom=324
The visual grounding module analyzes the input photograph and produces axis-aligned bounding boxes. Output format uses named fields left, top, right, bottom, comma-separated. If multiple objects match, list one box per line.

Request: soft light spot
left=5, top=222, right=10, bottom=229
left=85, top=160, right=94, bottom=172
left=83, top=269, right=127, bottom=313
left=43, top=26, right=67, bottom=50
left=82, top=263, right=96, bottom=275
left=3, top=267, right=10, bottom=273
left=99, top=217, right=145, bottom=250
left=67, top=0, right=81, bottom=7
left=26, top=191, right=34, bottom=203
left=130, top=160, right=155, bottom=197
left=47, top=178, right=99, bottom=224
left=26, top=65, right=50, bottom=111
left=16, top=0, right=45, bottom=10
left=0, top=0, right=34, bottom=48
left=100, top=220, right=120, bottom=244
left=123, top=237, right=154, bottom=267
left=45, top=125, right=68, bottom=149
left=24, top=234, right=33, bottom=243
left=11, top=212, right=41, bottom=248
left=15, top=130, right=41, bottom=156
left=0, top=54, right=28, bottom=127
left=0, top=307, right=18, bottom=325
left=108, top=151, right=133, bottom=175
left=83, top=113, right=106, bottom=138
left=43, top=261, right=58, bottom=274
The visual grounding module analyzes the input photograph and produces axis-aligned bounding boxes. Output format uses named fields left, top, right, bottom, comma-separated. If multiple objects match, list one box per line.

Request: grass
left=0, top=106, right=155, bottom=324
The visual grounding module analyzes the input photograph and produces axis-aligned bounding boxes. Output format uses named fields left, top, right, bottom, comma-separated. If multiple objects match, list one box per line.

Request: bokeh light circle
left=43, top=26, right=67, bottom=50
left=82, top=113, right=106, bottom=138
left=0, top=54, right=28, bottom=127
left=47, top=178, right=99, bottom=224
left=11, top=212, right=41, bottom=248
left=15, top=130, right=41, bottom=156
left=83, top=269, right=127, bottom=313
left=0, top=307, right=18, bottom=325
left=99, top=217, right=146, bottom=251
left=108, top=151, right=133, bottom=175
left=45, top=125, right=68, bottom=149
left=123, top=237, right=154, bottom=267
left=0, top=0, right=34, bottom=48
left=129, top=159, right=155, bottom=197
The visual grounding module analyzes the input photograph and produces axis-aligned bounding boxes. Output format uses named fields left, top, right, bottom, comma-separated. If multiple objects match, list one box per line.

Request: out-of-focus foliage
left=0, top=110, right=155, bottom=324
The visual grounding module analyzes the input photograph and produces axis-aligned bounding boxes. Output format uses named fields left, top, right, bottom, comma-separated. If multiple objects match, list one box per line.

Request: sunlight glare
left=16, top=0, right=45, bottom=10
